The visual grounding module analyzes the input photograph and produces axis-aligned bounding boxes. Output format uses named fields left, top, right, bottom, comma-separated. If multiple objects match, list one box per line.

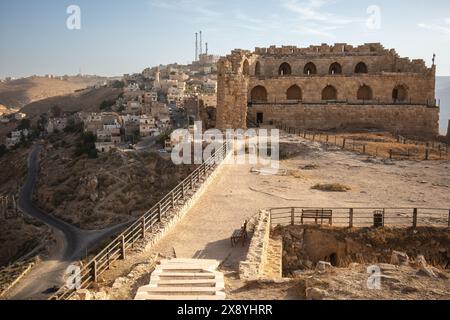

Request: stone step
left=137, top=286, right=223, bottom=295
left=149, top=279, right=224, bottom=287
left=134, top=293, right=226, bottom=301
left=154, top=272, right=221, bottom=280
left=154, top=265, right=213, bottom=273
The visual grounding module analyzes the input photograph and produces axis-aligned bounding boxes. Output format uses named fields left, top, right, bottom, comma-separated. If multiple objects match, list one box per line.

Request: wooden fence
left=269, top=207, right=450, bottom=229
left=275, top=122, right=449, bottom=160
left=49, top=141, right=231, bottom=300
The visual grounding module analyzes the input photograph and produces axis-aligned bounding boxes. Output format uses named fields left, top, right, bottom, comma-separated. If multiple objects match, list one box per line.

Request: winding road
left=8, top=144, right=132, bottom=300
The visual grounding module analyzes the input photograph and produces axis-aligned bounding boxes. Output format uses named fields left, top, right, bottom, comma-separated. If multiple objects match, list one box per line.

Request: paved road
left=9, top=144, right=132, bottom=300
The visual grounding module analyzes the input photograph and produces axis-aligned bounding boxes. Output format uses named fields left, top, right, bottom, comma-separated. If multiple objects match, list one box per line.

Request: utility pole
left=205, top=42, right=208, bottom=56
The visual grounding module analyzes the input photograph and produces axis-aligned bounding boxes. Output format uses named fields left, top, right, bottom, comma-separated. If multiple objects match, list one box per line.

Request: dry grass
left=312, top=183, right=351, bottom=192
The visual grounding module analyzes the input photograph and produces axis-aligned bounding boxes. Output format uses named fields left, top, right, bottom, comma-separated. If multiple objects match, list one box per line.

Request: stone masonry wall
left=239, top=210, right=271, bottom=281
left=216, top=43, right=438, bottom=136
left=248, top=104, right=440, bottom=138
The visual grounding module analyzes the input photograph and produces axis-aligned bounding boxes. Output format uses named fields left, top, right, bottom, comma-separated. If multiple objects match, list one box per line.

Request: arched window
left=242, top=60, right=250, bottom=76
left=392, top=85, right=408, bottom=102
left=357, top=85, right=373, bottom=100
left=278, top=62, right=292, bottom=76
left=304, top=62, right=317, bottom=75
left=255, top=61, right=261, bottom=76
left=329, top=62, right=342, bottom=75
left=251, top=86, right=268, bottom=102
left=355, top=62, right=368, bottom=74
left=322, top=85, right=337, bottom=100
left=286, top=85, right=302, bottom=100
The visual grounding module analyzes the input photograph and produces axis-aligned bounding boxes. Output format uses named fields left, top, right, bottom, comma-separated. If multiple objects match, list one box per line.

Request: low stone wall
left=248, top=103, right=439, bottom=138
left=239, top=210, right=271, bottom=280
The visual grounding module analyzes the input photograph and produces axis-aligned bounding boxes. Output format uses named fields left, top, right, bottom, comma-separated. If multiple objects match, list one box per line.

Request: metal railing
left=269, top=207, right=450, bottom=229
left=49, top=141, right=231, bottom=300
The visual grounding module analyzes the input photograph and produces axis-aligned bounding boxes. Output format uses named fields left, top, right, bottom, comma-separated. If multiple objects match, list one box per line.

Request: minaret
left=195, top=32, right=198, bottom=61
left=199, top=31, right=203, bottom=56
left=155, top=67, right=160, bottom=89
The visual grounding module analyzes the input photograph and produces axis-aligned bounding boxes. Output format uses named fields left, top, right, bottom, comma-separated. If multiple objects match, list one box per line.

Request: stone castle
left=216, top=43, right=439, bottom=137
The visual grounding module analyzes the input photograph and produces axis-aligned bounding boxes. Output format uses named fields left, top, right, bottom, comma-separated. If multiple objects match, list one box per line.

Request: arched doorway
left=279, top=62, right=292, bottom=76
left=392, top=85, right=408, bottom=102
left=255, top=61, right=261, bottom=76
left=286, top=85, right=302, bottom=100
left=357, top=85, right=373, bottom=100
left=322, top=85, right=337, bottom=100
left=355, top=62, right=368, bottom=74
left=304, top=62, right=317, bottom=75
left=329, top=62, right=342, bottom=75
left=251, top=86, right=268, bottom=102
left=242, top=60, right=250, bottom=76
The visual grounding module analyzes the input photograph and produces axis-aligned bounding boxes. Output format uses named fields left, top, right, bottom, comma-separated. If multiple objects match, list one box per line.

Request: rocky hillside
left=34, top=133, right=197, bottom=230
left=20, top=87, right=123, bottom=120
left=0, top=76, right=110, bottom=110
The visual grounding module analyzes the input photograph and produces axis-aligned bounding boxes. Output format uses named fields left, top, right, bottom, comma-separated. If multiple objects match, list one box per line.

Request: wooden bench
left=231, top=221, right=248, bottom=247
left=301, top=209, right=333, bottom=225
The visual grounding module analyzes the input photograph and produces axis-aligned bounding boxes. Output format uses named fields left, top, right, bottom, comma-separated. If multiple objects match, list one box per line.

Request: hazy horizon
left=3, top=0, right=450, bottom=78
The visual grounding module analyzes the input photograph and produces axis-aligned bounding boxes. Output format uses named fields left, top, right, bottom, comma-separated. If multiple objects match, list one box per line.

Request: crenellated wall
left=216, top=43, right=439, bottom=137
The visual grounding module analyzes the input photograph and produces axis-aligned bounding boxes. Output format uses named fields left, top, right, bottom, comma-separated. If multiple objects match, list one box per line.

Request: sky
left=2, top=0, right=450, bottom=78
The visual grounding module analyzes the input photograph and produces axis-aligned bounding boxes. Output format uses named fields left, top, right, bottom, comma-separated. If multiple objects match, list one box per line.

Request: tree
left=17, top=119, right=30, bottom=131
left=0, top=144, right=7, bottom=158
left=51, top=105, right=63, bottom=117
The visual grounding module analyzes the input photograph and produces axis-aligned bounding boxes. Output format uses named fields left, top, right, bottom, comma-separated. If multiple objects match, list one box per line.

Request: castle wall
left=248, top=104, right=440, bottom=138
left=248, top=73, right=435, bottom=104
left=216, top=44, right=439, bottom=136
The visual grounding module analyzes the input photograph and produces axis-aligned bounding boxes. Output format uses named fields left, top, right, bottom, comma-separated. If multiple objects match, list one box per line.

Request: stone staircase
left=134, top=259, right=226, bottom=300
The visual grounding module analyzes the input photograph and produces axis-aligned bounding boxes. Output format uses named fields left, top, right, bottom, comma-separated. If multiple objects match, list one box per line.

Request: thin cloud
left=418, top=21, right=450, bottom=35
left=281, top=0, right=364, bottom=37
left=149, top=0, right=220, bottom=22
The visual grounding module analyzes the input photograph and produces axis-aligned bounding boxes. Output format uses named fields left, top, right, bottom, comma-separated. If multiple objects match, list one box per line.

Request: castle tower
left=216, top=51, right=251, bottom=130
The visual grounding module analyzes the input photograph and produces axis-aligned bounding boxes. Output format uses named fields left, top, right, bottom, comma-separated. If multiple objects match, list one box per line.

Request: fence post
left=349, top=208, right=354, bottom=228
left=342, top=138, right=346, bottom=149
left=182, top=183, right=186, bottom=200
left=158, top=203, right=162, bottom=222
left=291, top=208, right=295, bottom=226
left=92, top=260, right=98, bottom=283
left=389, top=149, right=393, bottom=160
left=413, top=208, right=418, bottom=229
left=425, top=148, right=429, bottom=161
left=171, top=192, right=175, bottom=208
left=363, top=145, right=366, bottom=154
left=121, top=235, right=126, bottom=260
left=142, top=217, right=146, bottom=239
left=448, top=210, right=450, bottom=229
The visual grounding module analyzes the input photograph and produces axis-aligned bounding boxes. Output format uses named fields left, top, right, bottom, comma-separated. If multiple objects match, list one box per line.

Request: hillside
left=436, top=76, right=450, bottom=135
left=20, top=87, right=123, bottom=119
left=0, top=76, right=111, bottom=110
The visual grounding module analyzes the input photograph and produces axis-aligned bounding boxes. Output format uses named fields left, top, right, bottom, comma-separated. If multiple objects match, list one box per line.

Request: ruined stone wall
left=248, top=104, right=440, bottom=138
left=216, top=43, right=438, bottom=135
left=248, top=74, right=435, bottom=104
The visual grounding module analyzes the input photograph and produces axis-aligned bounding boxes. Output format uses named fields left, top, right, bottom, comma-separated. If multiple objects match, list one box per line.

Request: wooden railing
left=49, top=140, right=231, bottom=300
left=269, top=207, right=450, bottom=229
left=275, top=122, right=449, bottom=160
